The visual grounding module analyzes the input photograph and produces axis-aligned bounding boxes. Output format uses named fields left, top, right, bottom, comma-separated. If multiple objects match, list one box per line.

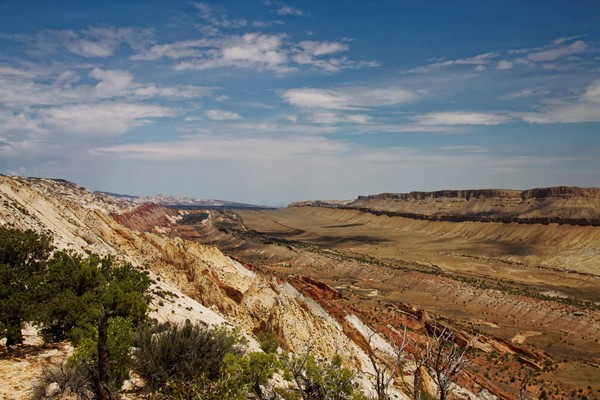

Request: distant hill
left=290, top=186, right=600, bottom=226
left=96, top=191, right=275, bottom=210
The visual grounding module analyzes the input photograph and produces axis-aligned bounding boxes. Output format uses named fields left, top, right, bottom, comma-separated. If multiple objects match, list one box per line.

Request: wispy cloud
left=307, top=111, right=370, bottom=124
left=525, top=39, right=586, bottom=62
left=413, top=112, right=511, bottom=126
left=0, top=101, right=174, bottom=176
left=501, top=88, right=550, bottom=100
left=20, top=26, right=154, bottom=58
left=265, top=0, right=304, bottom=16
left=290, top=40, right=377, bottom=72
left=521, top=79, right=600, bottom=123
left=171, top=33, right=291, bottom=72
left=134, top=33, right=375, bottom=73
left=90, top=68, right=135, bottom=97
left=282, top=86, right=418, bottom=110
left=98, top=134, right=345, bottom=162
left=408, top=52, right=496, bottom=73
left=11, top=4, right=370, bottom=76
left=409, top=37, right=590, bottom=74
left=439, top=145, right=489, bottom=153
left=37, top=103, right=174, bottom=136
left=191, top=2, right=248, bottom=29
left=496, top=60, right=513, bottom=70
left=0, top=65, right=213, bottom=107
left=277, top=6, right=303, bottom=16
left=205, top=109, right=242, bottom=120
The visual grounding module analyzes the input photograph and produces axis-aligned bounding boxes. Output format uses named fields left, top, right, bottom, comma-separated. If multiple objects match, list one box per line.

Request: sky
left=0, top=1, right=599, bottom=205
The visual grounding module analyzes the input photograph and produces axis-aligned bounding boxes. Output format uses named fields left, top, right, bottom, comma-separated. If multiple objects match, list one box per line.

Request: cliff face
left=357, top=189, right=521, bottom=201
left=357, top=187, right=600, bottom=201
left=0, top=175, right=415, bottom=399
left=296, top=186, right=600, bottom=225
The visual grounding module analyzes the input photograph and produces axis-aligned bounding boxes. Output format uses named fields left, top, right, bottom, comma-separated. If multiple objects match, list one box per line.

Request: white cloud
left=134, top=34, right=373, bottom=73
left=283, top=88, right=352, bottom=109
left=501, top=88, right=549, bottom=100
left=90, top=68, right=135, bottom=97
left=496, top=60, right=513, bottom=70
left=0, top=65, right=38, bottom=78
left=205, top=109, right=242, bottom=120
left=178, top=120, right=338, bottom=137
left=282, top=85, right=419, bottom=127
left=408, top=37, right=589, bottom=74
left=131, top=39, right=209, bottom=61
left=413, top=112, right=510, bottom=126
left=354, top=123, right=453, bottom=134
left=354, top=87, right=419, bottom=107
left=222, top=33, right=287, bottom=64
left=308, top=112, right=370, bottom=124
left=526, top=40, right=586, bottom=62
left=0, top=67, right=88, bottom=106
left=37, top=103, right=174, bottom=136
left=439, top=145, right=488, bottom=153
left=290, top=40, right=373, bottom=72
left=171, top=33, right=292, bottom=73
left=409, top=52, right=496, bottom=73
left=0, top=65, right=213, bottom=107
left=68, top=37, right=115, bottom=57
left=282, top=86, right=418, bottom=110
left=0, top=109, right=42, bottom=134
left=133, top=85, right=213, bottom=99
left=297, top=41, right=348, bottom=56
left=98, top=134, right=345, bottom=162
left=277, top=6, right=303, bottom=16
left=24, top=26, right=154, bottom=58
left=521, top=80, right=600, bottom=123
left=192, top=2, right=247, bottom=29
left=283, top=114, right=298, bottom=123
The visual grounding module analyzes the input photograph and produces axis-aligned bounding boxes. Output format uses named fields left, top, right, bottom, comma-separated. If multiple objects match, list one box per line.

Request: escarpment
left=292, top=186, right=600, bottom=225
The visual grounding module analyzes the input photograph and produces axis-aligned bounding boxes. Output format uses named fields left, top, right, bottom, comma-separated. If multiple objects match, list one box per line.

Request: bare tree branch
left=366, top=326, right=408, bottom=400
left=423, top=324, right=478, bottom=400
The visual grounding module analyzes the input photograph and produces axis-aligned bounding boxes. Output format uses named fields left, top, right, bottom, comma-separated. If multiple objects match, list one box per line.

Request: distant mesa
left=290, top=186, right=600, bottom=226
left=355, top=186, right=600, bottom=201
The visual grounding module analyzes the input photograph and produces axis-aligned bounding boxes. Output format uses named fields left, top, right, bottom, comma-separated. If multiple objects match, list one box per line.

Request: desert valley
left=1, top=175, right=599, bottom=399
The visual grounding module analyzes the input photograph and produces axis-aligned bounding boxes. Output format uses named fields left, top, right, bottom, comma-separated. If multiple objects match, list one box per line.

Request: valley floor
left=180, top=206, right=600, bottom=398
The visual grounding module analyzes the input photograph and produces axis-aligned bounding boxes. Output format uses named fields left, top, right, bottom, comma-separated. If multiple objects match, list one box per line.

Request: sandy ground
left=510, top=331, right=543, bottom=344
left=0, top=326, right=73, bottom=400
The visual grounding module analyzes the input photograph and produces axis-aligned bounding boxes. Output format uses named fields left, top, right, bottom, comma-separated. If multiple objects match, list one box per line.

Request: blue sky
left=0, top=1, right=599, bottom=205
